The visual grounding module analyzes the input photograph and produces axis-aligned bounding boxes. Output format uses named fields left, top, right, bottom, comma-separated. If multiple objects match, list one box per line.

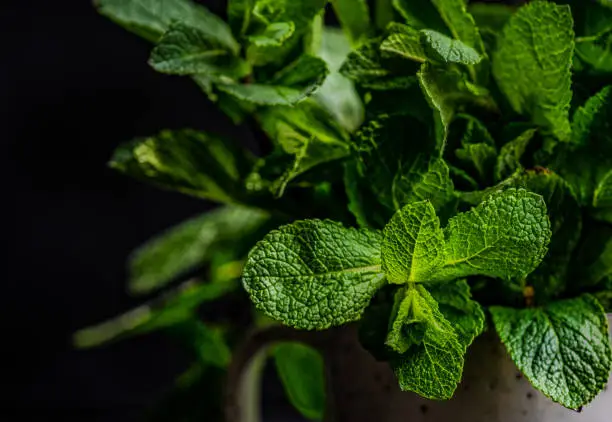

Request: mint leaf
left=392, top=157, right=456, bottom=218
left=594, top=169, right=612, bottom=208
left=492, top=1, right=573, bottom=141
left=273, top=342, right=326, bottom=421
left=315, top=28, right=364, bottom=132
left=434, top=188, right=551, bottom=283
left=491, top=295, right=612, bottom=410
left=420, top=29, right=483, bottom=65
left=95, top=0, right=239, bottom=53
left=392, top=0, right=449, bottom=35
left=495, top=128, right=537, bottom=182
left=251, top=100, right=350, bottom=197
left=390, top=284, right=465, bottom=399
left=575, top=2, right=612, bottom=73
left=468, top=3, right=513, bottom=33
left=551, top=86, right=612, bottom=205
left=455, top=142, right=497, bottom=183
left=594, top=288, right=612, bottom=312
left=252, top=0, right=327, bottom=33
left=109, top=129, right=253, bottom=204
left=331, top=0, right=371, bottom=46
left=242, top=220, right=385, bottom=330
left=128, top=206, right=269, bottom=294
left=218, top=55, right=329, bottom=106
left=74, top=282, right=233, bottom=360
left=382, top=201, right=445, bottom=284
left=247, top=21, right=295, bottom=47
left=149, top=22, right=250, bottom=77
left=228, top=0, right=255, bottom=38
left=428, top=279, right=485, bottom=347
left=381, top=32, right=427, bottom=63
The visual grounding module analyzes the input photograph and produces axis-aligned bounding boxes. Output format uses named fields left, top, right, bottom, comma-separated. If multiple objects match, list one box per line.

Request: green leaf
left=575, top=2, right=612, bottom=73
left=252, top=0, right=327, bottom=33
left=392, top=0, right=449, bottom=35
left=314, top=28, right=364, bottom=132
left=577, top=225, right=612, bottom=288
left=455, top=142, right=497, bottom=182
left=331, top=0, right=371, bottom=46
left=242, top=220, right=386, bottom=330
left=551, top=86, right=612, bottom=205
left=490, top=295, right=612, bottom=410
left=508, top=170, right=582, bottom=300
left=495, top=128, right=537, bottom=182
left=392, top=157, right=456, bottom=218
left=594, top=288, right=612, bottom=312
left=74, top=281, right=233, bottom=356
left=128, top=206, right=269, bottom=294
left=273, top=342, right=326, bottom=421
left=492, top=1, right=574, bottom=141
left=594, top=169, right=612, bottom=208
left=149, top=22, right=250, bottom=77
left=218, top=55, right=329, bottom=106
left=434, top=188, right=551, bottom=283
left=420, top=29, right=482, bottom=65
left=110, top=129, right=252, bottom=204
left=176, top=319, right=232, bottom=368
left=390, top=284, right=465, bottom=399
left=468, top=3, right=514, bottom=33
left=247, top=21, right=295, bottom=47
left=380, top=32, right=427, bottom=63
left=251, top=100, right=350, bottom=197
left=428, top=279, right=485, bottom=348
left=228, top=0, right=255, bottom=38
left=382, top=201, right=445, bottom=284
left=95, top=0, right=239, bottom=53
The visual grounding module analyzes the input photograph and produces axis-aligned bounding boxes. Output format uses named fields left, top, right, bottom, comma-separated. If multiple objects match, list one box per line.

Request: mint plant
left=89, top=0, right=612, bottom=415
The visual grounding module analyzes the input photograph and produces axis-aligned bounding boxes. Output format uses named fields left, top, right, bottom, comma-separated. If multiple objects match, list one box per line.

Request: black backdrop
left=2, top=0, right=302, bottom=421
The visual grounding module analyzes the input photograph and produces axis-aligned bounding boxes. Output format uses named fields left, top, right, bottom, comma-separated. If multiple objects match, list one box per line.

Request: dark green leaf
left=575, top=3, right=612, bottom=73
left=228, top=0, right=255, bottom=38
left=392, top=0, right=449, bottom=34
left=273, top=342, right=326, bottom=421
left=332, top=0, right=371, bottom=46
left=491, top=295, right=612, bottom=410
left=109, top=129, right=253, bottom=203
left=495, top=128, right=537, bottom=182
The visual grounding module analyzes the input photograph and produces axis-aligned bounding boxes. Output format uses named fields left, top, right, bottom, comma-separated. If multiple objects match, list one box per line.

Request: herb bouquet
left=83, top=0, right=612, bottom=421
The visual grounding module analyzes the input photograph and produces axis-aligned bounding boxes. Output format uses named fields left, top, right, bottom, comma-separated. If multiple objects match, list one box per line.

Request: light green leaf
left=251, top=100, right=350, bottom=197
left=242, top=220, right=385, bottom=330
left=228, top=0, right=255, bottom=38
left=455, top=142, right=497, bottom=182
left=218, top=55, right=329, bottom=106
left=74, top=281, right=233, bottom=357
left=332, top=0, right=371, bottom=46
left=434, top=188, right=551, bottom=283
left=382, top=201, right=445, bottom=284
left=109, top=129, right=253, bottom=204
left=421, top=29, right=482, bottom=65
left=149, top=22, right=250, bottom=77
left=390, top=284, right=465, bottom=399
left=551, top=86, right=612, bottom=205
left=392, top=157, right=455, bottom=217
left=248, top=21, right=295, bottom=47
left=128, top=206, right=269, bottom=294
left=594, top=170, right=612, bottom=208
left=95, top=0, right=239, bottom=53
left=428, top=279, right=485, bottom=347
left=492, top=1, right=574, bottom=141
left=273, top=342, right=326, bottom=421
left=495, top=128, right=537, bottom=182
left=491, top=295, right=612, bottom=410
left=315, top=28, right=364, bottom=132
left=381, top=32, right=427, bottom=63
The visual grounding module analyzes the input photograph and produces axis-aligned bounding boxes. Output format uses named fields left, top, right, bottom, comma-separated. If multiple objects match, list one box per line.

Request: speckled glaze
left=326, top=322, right=612, bottom=422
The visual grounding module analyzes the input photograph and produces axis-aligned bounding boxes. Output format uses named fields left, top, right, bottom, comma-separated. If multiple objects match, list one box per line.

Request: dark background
left=2, top=0, right=300, bottom=420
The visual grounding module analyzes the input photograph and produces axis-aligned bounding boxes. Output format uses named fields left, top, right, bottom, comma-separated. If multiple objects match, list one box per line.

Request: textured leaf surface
left=495, top=128, right=537, bottom=182
left=434, top=188, right=551, bottom=282
left=390, top=285, right=465, bottom=399
left=109, top=129, right=252, bottom=203
left=274, top=342, right=326, bottom=421
left=428, top=279, right=485, bottom=347
left=332, top=0, right=371, bottom=45
left=242, top=220, right=385, bottom=330
left=491, top=295, right=612, bottom=410
left=381, top=32, right=427, bottom=63
left=421, top=29, right=482, bottom=65
left=492, top=1, right=573, bottom=141
left=95, top=0, right=238, bottom=52
left=128, top=206, right=269, bottom=294
left=149, top=22, right=250, bottom=77
left=382, top=202, right=445, bottom=284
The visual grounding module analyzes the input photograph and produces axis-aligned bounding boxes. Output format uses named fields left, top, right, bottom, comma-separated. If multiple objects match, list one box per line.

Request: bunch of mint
left=93, top=0, right=612, bottom=413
